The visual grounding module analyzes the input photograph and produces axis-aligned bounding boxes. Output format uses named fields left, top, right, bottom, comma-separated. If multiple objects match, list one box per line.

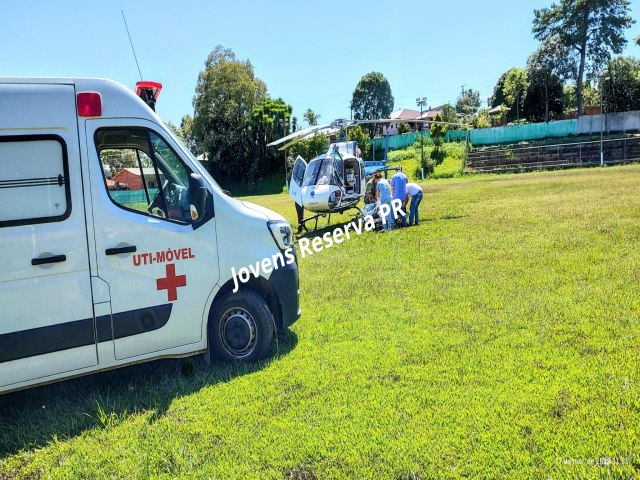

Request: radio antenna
left=121, top=10, right=143, bottom=81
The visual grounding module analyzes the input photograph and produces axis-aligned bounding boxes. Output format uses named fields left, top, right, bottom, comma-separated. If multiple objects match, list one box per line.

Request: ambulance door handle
left=105, top=245, right=137, bottom=256
left=31, top=254, right=67, bottom=266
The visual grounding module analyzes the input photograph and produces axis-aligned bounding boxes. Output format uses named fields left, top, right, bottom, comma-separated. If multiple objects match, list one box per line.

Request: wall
left=469, top=120, right=577, bottom=145
left=577, top=110, right=640, bottom=135
left=366, top=111, right=640, bottom=151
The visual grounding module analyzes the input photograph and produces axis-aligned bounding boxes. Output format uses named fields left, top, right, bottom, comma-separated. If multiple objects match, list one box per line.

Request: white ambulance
left=0, top=77, right=300, bottom=394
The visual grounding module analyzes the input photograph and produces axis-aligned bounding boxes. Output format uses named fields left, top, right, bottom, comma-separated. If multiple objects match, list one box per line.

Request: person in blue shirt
left=373, top=173, right=394, bottom=231
left=390, top=166, right=408, bottom=226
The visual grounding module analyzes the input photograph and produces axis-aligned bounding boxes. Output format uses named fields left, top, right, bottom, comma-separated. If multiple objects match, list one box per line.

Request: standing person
left=406, top=182, right=424, bottom=226
left=390, top=166, right=408, bottom=226
left=295, top=202, right=307, bottom=233
left=373, top=173, right=394, bottom=231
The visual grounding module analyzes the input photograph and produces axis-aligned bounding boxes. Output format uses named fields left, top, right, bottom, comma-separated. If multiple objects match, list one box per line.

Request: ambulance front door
left=85, top=119, right=218, bottom=360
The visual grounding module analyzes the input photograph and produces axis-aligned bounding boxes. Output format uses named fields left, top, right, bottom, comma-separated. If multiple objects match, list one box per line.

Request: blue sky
left=2, top=0, right=640, bottom=126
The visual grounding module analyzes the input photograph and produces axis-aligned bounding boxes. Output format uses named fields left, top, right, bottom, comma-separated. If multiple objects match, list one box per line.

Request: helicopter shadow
left=295, top=212, right=363, bottom=240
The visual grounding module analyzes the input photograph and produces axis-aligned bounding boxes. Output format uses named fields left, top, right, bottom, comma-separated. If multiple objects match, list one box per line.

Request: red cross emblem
left=156, top=263, right=186, bottom=302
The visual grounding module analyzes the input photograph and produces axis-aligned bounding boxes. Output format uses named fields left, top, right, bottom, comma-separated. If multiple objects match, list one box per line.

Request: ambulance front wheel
left=209, top=290, right=275, bottom=362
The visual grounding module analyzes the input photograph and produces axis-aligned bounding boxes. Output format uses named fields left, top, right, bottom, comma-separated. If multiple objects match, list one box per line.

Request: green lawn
left=2, top=165, right=640, bottom=479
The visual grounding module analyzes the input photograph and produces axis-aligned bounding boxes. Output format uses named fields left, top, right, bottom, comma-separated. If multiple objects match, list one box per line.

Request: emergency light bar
left=135, top=81, right=162, bottom=111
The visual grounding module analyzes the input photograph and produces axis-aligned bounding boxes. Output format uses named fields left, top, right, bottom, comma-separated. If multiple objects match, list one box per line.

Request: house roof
left=418, top=105, right=445, bottom=120
left=390, top=109, right=421, bottom=121
left=115, top=167, right=158, bottom=177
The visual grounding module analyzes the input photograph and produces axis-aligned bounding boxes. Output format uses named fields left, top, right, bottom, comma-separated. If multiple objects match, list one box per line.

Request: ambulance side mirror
left=189, top=173, right=208, bottom=223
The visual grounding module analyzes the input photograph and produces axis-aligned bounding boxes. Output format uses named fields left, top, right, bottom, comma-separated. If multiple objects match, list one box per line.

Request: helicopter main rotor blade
left=267, top=123, right=333, bottom=149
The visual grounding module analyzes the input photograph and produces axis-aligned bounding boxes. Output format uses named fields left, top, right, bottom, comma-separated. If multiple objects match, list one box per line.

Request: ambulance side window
left=95, top=128, right=194, bottom=224
left=0, top=135, right=71, bottom=227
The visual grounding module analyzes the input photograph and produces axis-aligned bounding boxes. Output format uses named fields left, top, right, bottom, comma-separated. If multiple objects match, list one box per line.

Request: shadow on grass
left=295, top=211, right=365, bottom=241
left=0, top=329, right=298, bottom=458
left=297, top=220, right=350, bottom=240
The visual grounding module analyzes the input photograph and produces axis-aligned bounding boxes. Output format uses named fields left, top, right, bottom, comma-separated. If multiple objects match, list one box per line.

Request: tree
left=346, top=125, right=371, bottom=159
left=533, top=0, right=634, bottom=116
left=471, top=108, right=492, bottom=129
left=491, top=68, right=527, bottom=122
left=429, top=114, right=448, bottom=167
left=455, top=89, right=481, bottom=117
left=192, top=45, right=267, bottom=180
left=523, top=73, right=564, bottom=122
left=440, top=104, right=459, bottom=124
left=503, top=68, right=529, bottom=121
left=288, top=134, right=328, bottom=163
left=165, top=121, right=184, bottom=141
left=303, top=109, right=320, bottom=126
left=248, top=98, right=292, bottom=176
left=179, top=114, right=199, bottom=154
left=602, top=56, right=640, bottom=112
left=430, top=114, right=447, bottom=146
left=527, top=35, right=575, bottom=121
left=291, top=116, right=299, bottom=132
left=491, top=70, right=510, bottom=109
left=397, top=122, right=411, bottom=134
left=350, top=72, right=394, bottom=135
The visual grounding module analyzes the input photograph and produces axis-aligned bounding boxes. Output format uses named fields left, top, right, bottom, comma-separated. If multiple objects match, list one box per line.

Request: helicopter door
left=359, top=161, right=366, bottom=196
left=288, top=155, right=306, bottom=207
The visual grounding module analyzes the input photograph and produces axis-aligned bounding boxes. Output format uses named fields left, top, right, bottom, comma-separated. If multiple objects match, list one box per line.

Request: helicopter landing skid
left=298, top=205, right=361, bottom=232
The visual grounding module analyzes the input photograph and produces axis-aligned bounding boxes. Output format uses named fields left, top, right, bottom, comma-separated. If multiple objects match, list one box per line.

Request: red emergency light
left=77, top=92, right=102, bottom=117
left=136, top=81, right=162, bottom=111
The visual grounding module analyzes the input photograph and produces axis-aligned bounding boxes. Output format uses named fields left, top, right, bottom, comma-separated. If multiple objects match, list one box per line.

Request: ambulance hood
left=241, top=201, right=287, bottom=223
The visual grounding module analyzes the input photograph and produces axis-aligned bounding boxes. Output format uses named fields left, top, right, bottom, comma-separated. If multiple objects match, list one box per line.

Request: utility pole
left=600, top=72, right=610, bottom=167
left=416, top=97, right=427, bottom=168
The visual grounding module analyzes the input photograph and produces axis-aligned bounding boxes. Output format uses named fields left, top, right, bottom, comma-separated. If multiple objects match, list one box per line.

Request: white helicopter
left=267, top=121, right=369, bottom=230
left=267, top=117, right=468, bottom=231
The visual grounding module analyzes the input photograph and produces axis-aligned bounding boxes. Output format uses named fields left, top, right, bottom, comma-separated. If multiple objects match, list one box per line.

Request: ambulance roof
left=0, top=77, right=163, bottom=123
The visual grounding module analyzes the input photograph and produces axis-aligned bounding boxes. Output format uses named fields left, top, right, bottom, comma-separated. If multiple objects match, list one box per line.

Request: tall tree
left=455, top=89, right=481, bottom=117
left=526, top=35, right=574, bottom=121
left=192, top=45, right=267, bottom=179
left=303, top=109, right=320, bottom=126
left=350, top=72, right=394, bottom=135
left=533, top=0, right=634, bottom=116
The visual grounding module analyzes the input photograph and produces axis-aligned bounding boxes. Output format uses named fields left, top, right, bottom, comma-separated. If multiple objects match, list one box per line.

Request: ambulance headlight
left=268, top=221, right=293, bottom=251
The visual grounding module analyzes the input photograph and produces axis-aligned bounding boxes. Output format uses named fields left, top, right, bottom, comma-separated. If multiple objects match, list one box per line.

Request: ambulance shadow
left=0, top=328, right=297, bottom=458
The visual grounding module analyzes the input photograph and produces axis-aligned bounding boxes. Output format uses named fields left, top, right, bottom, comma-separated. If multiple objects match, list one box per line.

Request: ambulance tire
left=209, top=290, right=275, bottom=362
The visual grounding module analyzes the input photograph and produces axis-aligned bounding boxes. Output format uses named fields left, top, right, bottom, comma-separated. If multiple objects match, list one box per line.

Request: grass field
left=1, top=165, right=640, bottom=479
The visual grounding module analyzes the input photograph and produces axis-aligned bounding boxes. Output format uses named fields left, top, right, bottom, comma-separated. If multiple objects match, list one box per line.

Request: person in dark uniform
left=295, top=202, right=307, bottom=233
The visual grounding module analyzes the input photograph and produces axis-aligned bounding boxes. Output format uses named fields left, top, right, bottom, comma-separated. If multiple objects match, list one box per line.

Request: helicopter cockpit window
left=303, top=156, right=335, bottom=187
left=302, top=158, right=322, bottom=187
left=317, top=158, right=334, bottom=185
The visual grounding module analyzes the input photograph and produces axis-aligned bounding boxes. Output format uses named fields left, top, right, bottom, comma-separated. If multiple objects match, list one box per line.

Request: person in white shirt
left=405, top=182, right=424, bottom=226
